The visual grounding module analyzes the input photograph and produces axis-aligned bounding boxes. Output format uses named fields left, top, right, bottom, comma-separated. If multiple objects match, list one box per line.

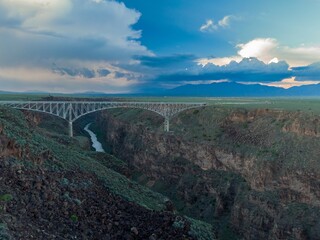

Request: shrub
left=70, top=214, right=79, bottom=223
left=0, top=194, right=13, bottom=202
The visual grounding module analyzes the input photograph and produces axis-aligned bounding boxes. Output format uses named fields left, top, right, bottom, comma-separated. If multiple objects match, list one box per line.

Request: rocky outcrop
left=99, top=113, right=223, bottom=172
left=282, top=118, right=320, bottom=137
left=0, top=126, right=23, bottom=159
left=0, top=157, right=195, bottom=240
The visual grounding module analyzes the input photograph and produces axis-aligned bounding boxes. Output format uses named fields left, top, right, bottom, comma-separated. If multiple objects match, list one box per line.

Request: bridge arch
left=71, top=106, right=166, bottom=122
left=0, top=101, right=206, bottom=137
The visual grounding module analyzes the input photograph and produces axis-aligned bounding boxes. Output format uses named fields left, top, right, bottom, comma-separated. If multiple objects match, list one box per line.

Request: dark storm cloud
left=150, top=57, right=292, bottom=84
left=53, top=67, right=113, bottom=78
left=53, top=66, right=96, bottom=78
left=97, top=69, right=111, bottom=77
left=292, top=63, right=320, bottom=81
left=136, top=54, right=196, bottom=68
left=114, top=71, right=136, bottom=80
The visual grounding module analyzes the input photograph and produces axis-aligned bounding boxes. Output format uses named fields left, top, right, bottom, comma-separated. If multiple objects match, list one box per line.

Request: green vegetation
left=70, top=214, right=79, bottom=223
left=0, top=194, right=13, bottom=202
left=187, top=217, right=216, bottom=240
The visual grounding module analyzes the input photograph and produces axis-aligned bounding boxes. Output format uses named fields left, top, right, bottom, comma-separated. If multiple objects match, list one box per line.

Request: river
left=84, top=123, right=105, bottom=153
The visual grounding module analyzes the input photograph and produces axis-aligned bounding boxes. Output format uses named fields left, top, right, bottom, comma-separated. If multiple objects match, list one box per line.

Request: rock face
left=103, top=117, right=223, bottom=172
left=95, top=108, right=320, bottom=239
left=0, top=128, right=24, bottom=159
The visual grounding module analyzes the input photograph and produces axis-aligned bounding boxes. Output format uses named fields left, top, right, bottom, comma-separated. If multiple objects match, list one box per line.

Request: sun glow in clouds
left=262, top=77, right=320, bottom=89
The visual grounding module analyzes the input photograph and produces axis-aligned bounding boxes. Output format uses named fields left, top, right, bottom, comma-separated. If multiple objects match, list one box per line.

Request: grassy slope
left=0, top=106, right=166, bottom=210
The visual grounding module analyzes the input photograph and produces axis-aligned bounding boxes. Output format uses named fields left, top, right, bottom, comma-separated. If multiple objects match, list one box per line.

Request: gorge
left=92, top=106, right=320, bottom=239
left=1, top=102, right=319, bottom=239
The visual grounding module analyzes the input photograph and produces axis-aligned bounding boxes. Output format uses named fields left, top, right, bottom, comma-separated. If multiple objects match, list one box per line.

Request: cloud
left=200, top=19, right=217, bottom=32
left=279, top=46, right=320, bottom=67
left=261, top=77, right=320, bottom=89
left=292, top=62, right=320, bottom=81
left=218, top=15, right=233, bottom=28
left=197, top=38, right=279, bottom=67
left=151, top=57, right=291, bottom=86
left=200, top=15, right=235, bottom=32
left=197, top=56, right=242, bottom=67
left=0, top=0, right=151, bottom=92
left=237, top=38, right=278, bottom=63
left=0, top=0, right=151, bottom=66
left=236, top=39, right=320, bottom=67
left=53, top=66, right=98, bottom=79
left=144, top=46, right=320, bottom=90
left=0, top=66, right=139, bottom=93
left=97, top=69, right=111, bottom=77
left=198, top=38, right=320, bottom=68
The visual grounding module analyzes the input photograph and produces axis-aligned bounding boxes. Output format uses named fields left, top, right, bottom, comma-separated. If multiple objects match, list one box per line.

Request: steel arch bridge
left=0, top=101, right=206, bottom=137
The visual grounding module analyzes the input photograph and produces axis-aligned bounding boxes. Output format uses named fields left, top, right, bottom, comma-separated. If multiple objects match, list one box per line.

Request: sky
left=1, top=0, right=320, bottom=93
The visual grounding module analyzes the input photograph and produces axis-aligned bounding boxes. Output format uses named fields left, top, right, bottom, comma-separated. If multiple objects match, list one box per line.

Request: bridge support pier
left=68, top=121, right=73, bottom=137
left=164, top=117, right=170, bottom=132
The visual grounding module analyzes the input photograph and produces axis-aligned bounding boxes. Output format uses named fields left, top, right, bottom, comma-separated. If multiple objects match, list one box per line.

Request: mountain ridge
left=0, top=82, right=320, bottom=97
left=162, top=82, right=320, bottom=97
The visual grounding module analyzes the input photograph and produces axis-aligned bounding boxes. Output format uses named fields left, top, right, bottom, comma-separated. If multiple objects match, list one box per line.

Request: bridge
left=0, top=101, right=206, bottom=137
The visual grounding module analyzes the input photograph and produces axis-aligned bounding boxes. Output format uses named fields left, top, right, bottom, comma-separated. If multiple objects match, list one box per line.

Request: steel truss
left=0, top=101, right=206, bottom=137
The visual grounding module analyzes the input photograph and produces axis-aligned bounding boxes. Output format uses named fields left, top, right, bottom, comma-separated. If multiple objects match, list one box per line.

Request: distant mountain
left=1, top=82, right=320, bottom=97
left=285, top=84, right=320, bottom=96
left=159, top=82, right=320, bottom=97
left=0, top=90, right=14, bottom=94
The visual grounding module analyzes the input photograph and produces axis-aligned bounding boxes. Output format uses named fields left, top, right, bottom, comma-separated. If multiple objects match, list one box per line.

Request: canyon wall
left=95, top=108, right=320, bottom=239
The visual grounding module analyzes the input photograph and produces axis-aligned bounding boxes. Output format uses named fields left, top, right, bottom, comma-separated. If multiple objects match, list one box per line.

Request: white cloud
left=0, top=0, right=151, bottom=92
left=218, top=15, right=233, bottom=28
left=238, top=39, right=320, bottom=67
left=197, top=56, right=242, bottom=67
left=0, top=0, right=72, bottom=28
left=237, top=38, right=278, bottom=63
left=198, top=38, right=320, bottom=68
left=268, top=58, right=279, bottom=64
left=279, top=46, right=320, bottom=67
left=200, top=19, right=217, bottom=32
left=200, top=15, right=235, bottom=32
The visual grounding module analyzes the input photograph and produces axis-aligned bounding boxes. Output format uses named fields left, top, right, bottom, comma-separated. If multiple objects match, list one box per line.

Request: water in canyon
left=84, top=123, right=105, bottom=153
